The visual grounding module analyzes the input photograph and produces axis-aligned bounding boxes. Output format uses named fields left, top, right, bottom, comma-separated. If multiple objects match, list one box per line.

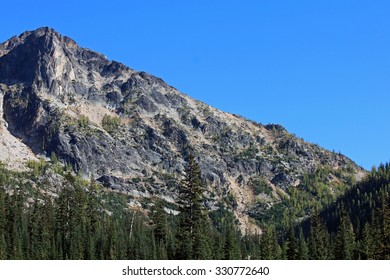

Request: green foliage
left=296, top=163, right=390, bottom=260
left=297, top=227, right=308, bottom=260
left=236, top=145, right=259, bottom=161
left=175, top=152, right=212, bottom=259
left=371, top=191, right=390, bottom=259
left=250, top=177, right=273, bottom=196
left=1, top=156, right=389, bottom=260
left=223, top=217, right=241, bottom=260
left=252, top=162, right=358, bottom=233
left=27, top=158, right=47, bottom=176
left=77, top=114, right=90, bottom=128
left=259, top=225, right=281, bottom=260
left=333, top=206, right=355, bottom=259
left=150, top=200, right=168, bottom=252
left=224, top=191, right=238, bottom=209
left=102, top=114, right=121, bottom=134
left=307, top=210, right=330, bottom=260
left=358, top=222, right=373, bottom=259
left=0, top=172, right=158, bottom=260
left=131, top=177, right=141, bottom=183
left=286, top=224, right=298, bottom=260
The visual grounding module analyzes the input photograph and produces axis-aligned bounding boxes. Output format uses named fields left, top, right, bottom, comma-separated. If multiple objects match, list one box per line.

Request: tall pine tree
left=308, top=209, right=329, bottom=259
left=333, top=206, right=355, bottom=259
left=175, top=152, right=211, bottom=259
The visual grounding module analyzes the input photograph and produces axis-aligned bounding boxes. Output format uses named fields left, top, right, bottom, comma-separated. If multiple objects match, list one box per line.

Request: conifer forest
left=0, top=156, right=389, bottom=260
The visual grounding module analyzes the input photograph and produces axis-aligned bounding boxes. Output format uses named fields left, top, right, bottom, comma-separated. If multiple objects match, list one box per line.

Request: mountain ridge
left=0, top=27, right=366, bottom=232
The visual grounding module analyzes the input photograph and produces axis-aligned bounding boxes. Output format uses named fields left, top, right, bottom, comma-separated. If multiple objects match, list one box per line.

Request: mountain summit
left=0, top=27, right=365, bottom=231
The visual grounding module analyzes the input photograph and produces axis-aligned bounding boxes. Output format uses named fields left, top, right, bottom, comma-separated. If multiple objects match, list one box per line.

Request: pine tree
left=297, top=227, right=308, bottom=260
left=286, top=225, right=298, bottom=260
left=239, top=232, right=253, bottom=260
left=106, top=218, right=118, bottom=259
left=333, top=207, right=355, bottom=259
left=259, top=227, right=271, bottom=260
left=150, top=200, right=168, bottom=259
left=358, top=222, right=374, bottom=259
left=7, top=190, right=25, bottom=259
left=151, top=200, right=168, bottom=244
left=0, top=188, right=6, bottom=259
left=175, top=210, right=193, bottom=259
left=175, top=152, right=211, bottom=259
left=380, top=191, right=390, bottom=259
left=55, top=186, right=70, bottom=258
left=308, top=210, right=329, bottom=259
left=27, top=197, right=55, bottom=259
left=166, top=217, right=176, bottom=260
left=192, top=216, right=212, bottom=259
left=29, top=201, right=44, bottom=259
left=259, top=225, right=280, bottom=259
left=372, top=191, right=390, bottom=259
left=280, top=239, right=287, bottom=260
left=211, top=227, right=224, bottom=259
left=223, top=218, right=241, bottom=259
left=42, top=198, right=55, bottom=259
left=85, top=181, right=100, bottom=259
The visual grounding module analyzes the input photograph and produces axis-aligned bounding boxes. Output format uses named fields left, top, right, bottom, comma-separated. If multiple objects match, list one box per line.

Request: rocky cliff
left=0, top=27, right=365, bottom=231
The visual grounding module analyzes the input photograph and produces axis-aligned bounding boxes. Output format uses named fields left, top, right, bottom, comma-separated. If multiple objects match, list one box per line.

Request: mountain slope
left=0, top=27, right=365, bottom=231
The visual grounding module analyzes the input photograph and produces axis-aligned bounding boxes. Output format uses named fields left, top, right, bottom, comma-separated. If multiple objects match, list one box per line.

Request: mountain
left=0, top=27, right=365, bottom=232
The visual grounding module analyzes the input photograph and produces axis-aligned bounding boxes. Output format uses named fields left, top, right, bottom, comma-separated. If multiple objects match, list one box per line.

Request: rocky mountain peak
left=0, top=27, right=131, bottom=95
left=0, top=26, right=86, bottom=60
left=0, top=27, right=366, bottom=232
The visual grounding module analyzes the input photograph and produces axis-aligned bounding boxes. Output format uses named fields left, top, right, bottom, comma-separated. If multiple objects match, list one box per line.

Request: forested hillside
left=0, top=158, right=388, bottom=260
left=0, top=157, right=253, bottom=260
left=298, top=163, right=390, bottom=260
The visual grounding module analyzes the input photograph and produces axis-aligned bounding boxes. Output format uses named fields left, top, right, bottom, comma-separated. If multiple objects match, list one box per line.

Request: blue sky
left=1, top=0, right=389, bottom=169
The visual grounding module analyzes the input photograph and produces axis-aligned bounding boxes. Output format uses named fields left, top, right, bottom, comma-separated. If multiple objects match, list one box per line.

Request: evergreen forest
left=0, top=157, right=389, bottom=260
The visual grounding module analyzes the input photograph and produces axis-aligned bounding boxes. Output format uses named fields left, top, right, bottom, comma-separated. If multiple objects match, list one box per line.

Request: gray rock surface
left=0, top=27, right=366, bottom=231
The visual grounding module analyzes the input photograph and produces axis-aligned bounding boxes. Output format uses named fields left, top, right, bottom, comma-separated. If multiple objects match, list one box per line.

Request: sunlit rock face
left=0, top=27, right=365, bottom=232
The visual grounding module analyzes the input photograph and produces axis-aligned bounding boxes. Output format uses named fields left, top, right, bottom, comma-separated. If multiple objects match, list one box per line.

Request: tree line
left=0, top=156, right=248, bottom=260
left=0, top=159, right=389, bottom=259
left=296, top=163, right=390, bottom=260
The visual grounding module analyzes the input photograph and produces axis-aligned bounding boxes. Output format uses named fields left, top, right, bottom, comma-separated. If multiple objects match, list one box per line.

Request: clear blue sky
left=1, top=0, right=389, bottom=170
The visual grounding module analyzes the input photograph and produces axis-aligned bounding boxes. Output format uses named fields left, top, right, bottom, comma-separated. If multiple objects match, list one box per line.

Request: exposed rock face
left=0, top=27, right=365, bottom=232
